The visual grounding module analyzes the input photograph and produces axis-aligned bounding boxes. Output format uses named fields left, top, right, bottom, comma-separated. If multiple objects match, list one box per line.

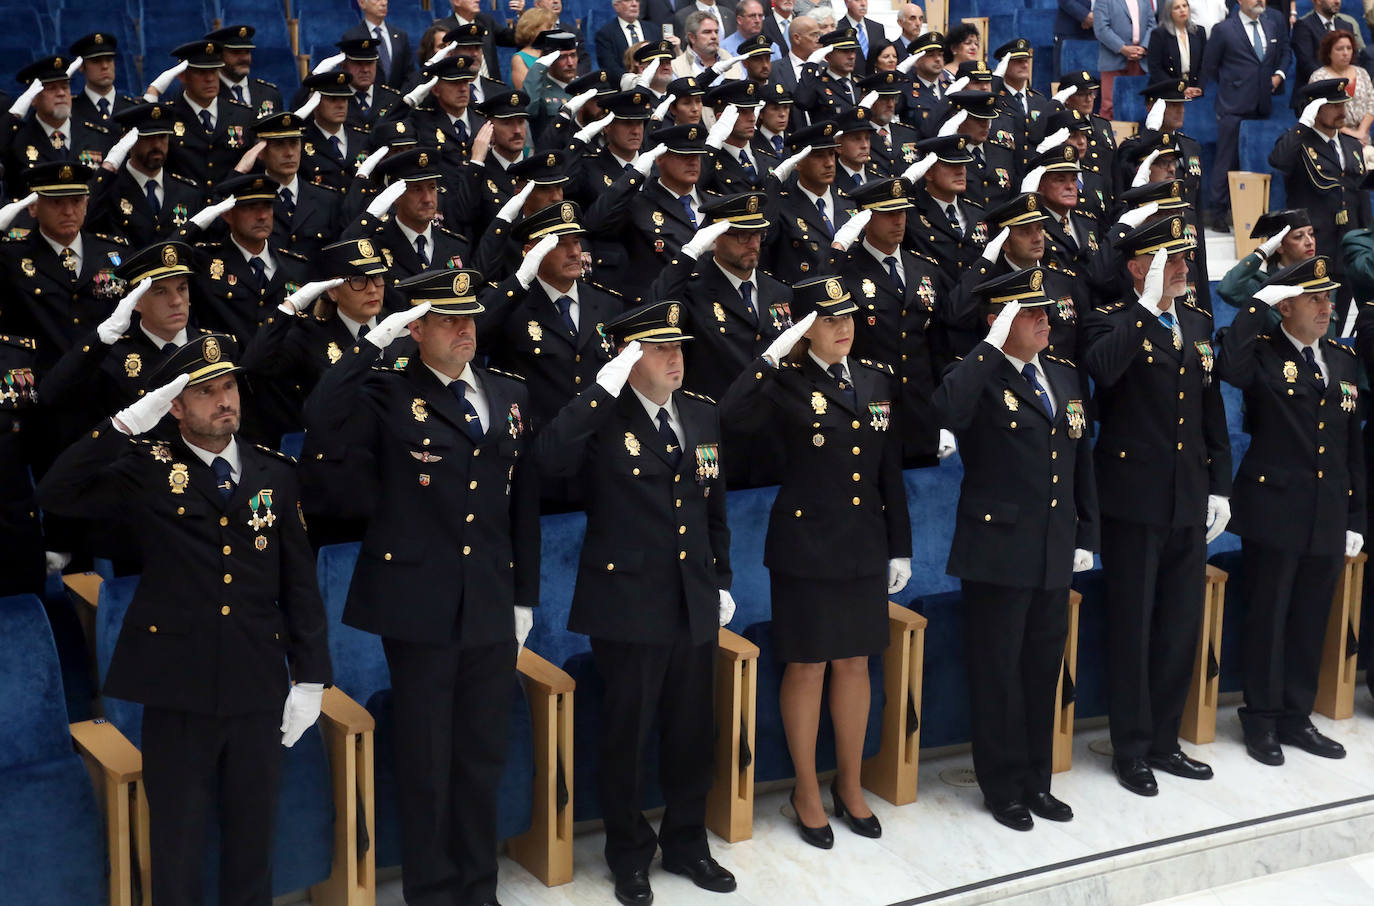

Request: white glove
left=1052, top=85, right=1077, bottom=104
left=806, top=46, right=831, bottom=66
left=947, top=76, right=970, bottom=94
left=312, top=52, right=346, bottom=75
left=514, top=605, right=534, bottom=652
left=368, top=303, right=431, bottom=348
left=0, top=192, right=37, bottom=231
left=858, top=90, right=880, bottom=109
left=902, top=152, right=938, bottom=183
left=651, top=94, right=674, bottom=120
left=66, top=56, right=84, bottom=78
left=1035, top=127, right=1071, bottom=154
left=772, top=144, right=813, bottom=183
left=1145, top=97, right=1166, bottom=131
left=355, top=145, right=390, bottom=179
left=574, top=111, right=614, bottom=144
left=937, top=428, right=957, bottom=460
left=9, top=79, right=42, bottom=117
left=281, top=278, right=345, bottom=315
left=403, top=76, right=438, bottom=108
left=595, top=339, right=643, bottom=395
left=631, top=142, right=669, bottom=177
left=1019, top=165, right=1047, bottom=193
left=705, top=104, right=739, bottom=150
left=718, top=589, right=736, bottom=626
left=1254, top=284, right=1304, bottom=307
left=144, top=61, right=188, bottom=100
left=535, top=49, right=561, bottom=69
left=104, top=127, right=140, bottom=171
left=1258, top=224, right=1291, bottom=259
left=634, top=64, right=657, bottom=90
left=708, top=50, right=745, bottom=75
left=937, top=110, right=968, bottom=137
left=1132, top=149, right=1162, bottom=188
left=425, top=42, right=458, bottom=67
left=895, top=54, right=919, bottom=74
left=114, top=374, right=190, bottom=435
left=763, top=311, right=817, bottom=364
left=515, top=234, right=559, bottom=287
left=496, top=180, right=536, bottom=222
left=831, top=208, right=873, bottom=249
left=1138, top=249, right=1168, bottom=310
left=190, top=195, right=236, bottom=230
left=1205, top=495, right=1231, bottom=544
left=1115, top=200, right=1159, bottom=231
left=992, top=54, right=1010, bottom=78
left=365, top=179, right=408, bottom=218
left=98, top=278, right=151, bottom=344
left=1072, top=549, right=1094, bottom=572
left=280, top=682, right=325, bottom=747
left=1299, top=98, right=1324, bottom=129
left=982, top=226, right=1010, bottom=262
left=984, top=300, right=1021, bottom=350
left=565, top=87, right=597, bottom=118
left=681, top=220, right=732, bottom=259
left=887, top=557, right=912, bottom=594
left=44, top=551, right=72, bottom=576
left=294, top=93, right=322, bottom=118
left=1347, top=531, right=1365, bottom=557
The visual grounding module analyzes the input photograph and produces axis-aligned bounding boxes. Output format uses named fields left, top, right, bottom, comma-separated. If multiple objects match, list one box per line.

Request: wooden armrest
left=64, top=572, right=103, bottom=608
left=1205, top=563, right=1228, bottom=584
left=886, top=601, right=927, bottom=629
left=317, top=686, right=375, bottom=736
left=71, top=720, right=142, bottom=784
left=717, top=627, right=759, bottom=661
left=518, top=647, right=576, bottom=695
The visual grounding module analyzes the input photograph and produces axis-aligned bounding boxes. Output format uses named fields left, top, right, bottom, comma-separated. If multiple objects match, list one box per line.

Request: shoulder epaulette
left=1257, top=333, right=1272, bottom=341
left=223, top=97, right=252, bottom=111
left=0, top=334, right=36, bottom=349
left=1044, top=353, right=1077, bottom=368
left=682, top=389, right=716, bottom=404
left=79, top=119, right=110, bottom=134
left=253, top=77, right=278, bottom=90
left=168, top=172, right=200, bottom=187
left=857, top=357, right=895, bottom=375
left=914, top=250, right=940, bottom=266
left=92, top=232, right=129, bottom=246
left=1075, top=208, right=1099, bottom=220
left=311, top=181, right=342, bottom=193
left=254, top=443, right=297, bottom=463
left=347, top=124, right=370, bottom=136
left=1326, top=338, right=1357, bottom=355
left=586, top=281, right=623, bottom=298
left=1095, top=300, right=1127, bottom=314
left=276, top=247, right=309, bottom=262
left=435, top=224, right=468, bottom=241
left=194, top=241, right=215, bottom=249
left=486, top=367, right=526, bottom=382
left=1179, top=298, right=1212, bottom=318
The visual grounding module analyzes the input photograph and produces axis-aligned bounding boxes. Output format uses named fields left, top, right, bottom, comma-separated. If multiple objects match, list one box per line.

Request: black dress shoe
left=789, top=788, right=834, bottom=849
left=662, top=856, right=737, bottom=893
left=830, top=780, right=882, bottom=838
left=1113, top=758, right=1159, bottom=796
left=985, top=799, right=1033, bottom=831
left=1245, top=731, right=1285, bottom=766
left=614, top=869, right=653, bottom=905
left=1278, top=725, right=1347, bottom=759
left=1148, top=750, right=1214, bottom=780
left=1025, top=791, right=1073, bottom=822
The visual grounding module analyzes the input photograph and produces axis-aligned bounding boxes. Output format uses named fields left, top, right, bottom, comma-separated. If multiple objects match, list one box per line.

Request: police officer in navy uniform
left=794, top=27, right=861, bottom=123
left=535, top=300, right=737, bottom=906
left=162, top=40, right=258, bottom=196
left=934, top=266, right=1099, bottom=831
left=37, top=331, right=332, bottom=906
left=4, top=54, right=114, bottom=183
left=298, top=70, right=370, bottom=191
left=337, top=37, right=404, bottom=129
left=859, top=71, right=920, bottom=178
left=207, top=25, right=285, bottom=120
left=762, top=120, right=858, bottom=285
left=1216, top=255, right=1365, bottom=765
left=0, top=331, right=43, bottom=596
left=906, top=134, right=988, bottom=283
left=87, top=103, right=203, bottom=249
left=700, top=79, right=775, bottom=194
left=253, top=110, right=344, bottom=262
left=67, top=33, right=137, bottom=125
left=1080, top=217, right=1232, bottom=796
left=304, top=268, right=540, bottom=906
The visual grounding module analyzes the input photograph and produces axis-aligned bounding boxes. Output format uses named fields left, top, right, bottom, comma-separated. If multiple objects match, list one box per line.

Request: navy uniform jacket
left=701, top=143, right=780, bottom=194
left=344, top=211, right=473, bottom=311
left=270, top=179, right=343, bottom=260
left=619, top=182, right=717, bottom=303
left=535, top=382, right=730, bottom=646
left=963, top=141, right=1018, bottom=210
left=87, top=166, right=202, bottom=249
left=934, top=342, right=1099, bottom=588
left=304, top=344, right=541, bottom=644
left=71, top=91, right=137, bottom=126
left=1081, top=296, right=1232, bottom=527
left=300, top=119, right=371, bottom=191
left=1039, top=206, right=1100, bottom=275
left=183, top=238, right=312, bottom=342
left=165, top=96, right=257, bottom=196
left=905, top=188, right=989, bottom=283
left=721, top=354, right=911, bottom=576
left=36, top=424, right=331, bottom=714
left=762, top=176, right=858, bottom=285
left=794, top=66, right=859, bottom=121
left=4, top=116, right=113, bottom=183
left=1216, top=299, right=1366, bottom=553
left=868, top=120, right=922, bottom=177
left=1269, top=125, right=1373, bottom=281
left=347, top=83, right=405, bottom=129
left=942, top=256, right=1087, bottom=361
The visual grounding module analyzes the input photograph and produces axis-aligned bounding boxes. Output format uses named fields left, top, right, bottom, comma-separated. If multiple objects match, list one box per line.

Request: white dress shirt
left=425, top=360, right=490, bottom=430
left=184, top=435, right=242, bottom=484
left=338, top=311, right=379, bottom=341
left=808, top=349, right=851, bottom=382
left=41, top=231, right=83, bottom=273
left=536, top=278, right=581, bottom=330
left=140, top=324, right=188, bottom=350
left=863, top=238, right=904, bottom=285
left=1281, top=325, right=1328, bottom=383
left=232, top=236, right=276, bottom=280
left=396, top=219, right=436, bottom=263
left=1001, top=350, right=1057, bottom=414
left=184, top=95, right=218, bottom=130
left=631, top=384, right=684, bottom=450
left=128, top=165, right=165, bottom=210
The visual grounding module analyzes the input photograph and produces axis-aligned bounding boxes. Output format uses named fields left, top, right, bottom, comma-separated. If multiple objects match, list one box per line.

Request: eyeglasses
left=344, top=274, right=387, bottom=290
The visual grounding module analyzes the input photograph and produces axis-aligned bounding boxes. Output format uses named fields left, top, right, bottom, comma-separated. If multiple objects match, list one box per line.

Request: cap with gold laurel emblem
left=606, top=300, right=696, bottom=345
left=633, top=39, right=677, bottom=64
left=113, top=102, right=179, bottom=137
left=115, top=240, right=196, bottom=284
left=1027, top=142, right=1082, bottom=172
left=914, top=133, right=975, bottom=164
left=848, top=177, right=917, bottom=213
left=985, top=192, right=1051, bottom=228
left=151, top=333, right=243, bottom=389
left=704, top=79, right=763, bottom=110
left=1118, top=178, right=1190, bottom=212
left=508, top=149, right=572, bottom=185
left=214, top=173, right=280, bottom=203
left=791, top=275, right=859, bottom=320
left=906, top=30, right=944, bottom=56
left=857, top=70, right=907, bottom=96
left=17, top=55, right=77, bottom=84
left=204, top=25, right=257, bottom=50
left=336, top=37, right=381, bottom=62
left=474, top=90, right=532, bottom=120
left=600, top=89, right=656, bottom=120
left=666, top=75, right=710, bottom=100
left=974, top=266, right=1055, bottom=308
left=1114, top=214, right=1197, bottom=257
left=700, top=192, right=771, bottom=229
left=568, top=70, right=617, bottom=97
left=375, top=147, right=443, bottom=184
left=513, top=200, right=588, bottom=243
left=26, top=161, right=94, bottom=197
left=1250, top=208, right=1312, bottom=241
left=1263, top=255, right=1341, bottom=293
left=819, top=27, right=860, bottom=51
left=318, top=237, right=389, bottom=277
left=68, top=32, right=119, bottom=60
left=787, top=120, right=841, bottom=152
left=397, top=269, right=487, bottom=315
left=425, top=54, right=478, bottom=82
left=301, top=70, right=355, bottom=95
left=254, top=111, right=304, bottom=140
left=170, top=41, right=226, bottom=69
left=993, top=38, right=1034, bottom=60
left=649, top=124, right=710, bottom=154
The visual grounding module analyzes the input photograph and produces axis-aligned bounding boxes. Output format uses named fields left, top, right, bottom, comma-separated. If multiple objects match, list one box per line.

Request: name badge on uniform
left=695, top=443, right=720, bottom=482
left=868, top=400, right=891, bottom=432
left=1065, top=400, right=1086, bottom=439
left=1340, top=380, right=1358, bottom=413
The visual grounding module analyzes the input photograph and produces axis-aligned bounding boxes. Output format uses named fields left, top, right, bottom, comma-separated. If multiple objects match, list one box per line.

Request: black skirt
left=768, top=571, right=889, bottom=663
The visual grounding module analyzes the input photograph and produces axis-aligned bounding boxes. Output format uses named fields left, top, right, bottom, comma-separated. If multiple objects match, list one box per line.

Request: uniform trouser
left=383, top=637, right=515, bottom=906
left=590, top=633, right=715, bottom=878
left=961, top=581, right=1069, bottom=806
left=141, top=706, right=282, bottom=906
left=1102, top=519, right=1207, bottom=760
left=1239, top=540, right=1345, bottom=735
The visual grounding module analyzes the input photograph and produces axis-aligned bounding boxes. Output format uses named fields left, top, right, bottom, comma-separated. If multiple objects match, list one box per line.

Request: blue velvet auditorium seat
left=0, top=593, right=107, bottom=906
left=314, top=542, right=535, bottom=869
left=95, top=577, right=336, bottom=902
left=1239, top=116, right=1297, bottom=212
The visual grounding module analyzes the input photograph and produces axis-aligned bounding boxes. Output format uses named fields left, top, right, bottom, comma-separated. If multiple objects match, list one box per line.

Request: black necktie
left=356, top=90, right=370, bottom=114
left=279, top=187, right=295, bottom=217
left=555, top=295, right=577, bottom=335
left=199, top=109, right=214, bottom=132
left=828, top=363, right=857, bottom=408
left=945, top=203, right=962, bottom=237
left=454, top=118, right=468, bottom=142
left=374, top=26, right=392, bottom=77
left=740, top=280, right=757, bottom=323
left=162, top=342, right=178, bottom=354
left=816, top=198, right=834, bottom=236
left=772, top=134, right=784, bottom=156
left=884, top=255, right=905, bottom=295
left=97, top=97, right=110, bottom=118
left=1021, top=363, right=1054, bottom=417
left=1302, top=347, right=1325, bottom=389
left=450, top=380, right=484, bottom=441
left=657, top=409, right=681, bottom=468
left=738, top=149, right=757, bottom=180
left=212, top=456, right=235, bottom=501
left=249, top=256, right=267, bottom=292
left=972, top=146, right=985, bottom=168
left=357, top=323, right=370, bottom=339
left=146, top=179, right=161, bottom=215
left=415, top=235, right=429, bottom=266
left=233, top=84, right=246, bottom=105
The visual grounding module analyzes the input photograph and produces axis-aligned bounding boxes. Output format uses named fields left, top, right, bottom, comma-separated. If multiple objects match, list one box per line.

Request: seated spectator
left=944, top=23, right=982, bottom=78
left=1310, top=30, right=1374, bottom=145
left=511, top=8, right=560, bottom=89
left=1093, top=0, right=1153, bottom=119
left=1294, top=0, right=1368, bottom=86
left=867, top=40, right=900, bottom=74
left=1147, top=0, right=1205, bottom=96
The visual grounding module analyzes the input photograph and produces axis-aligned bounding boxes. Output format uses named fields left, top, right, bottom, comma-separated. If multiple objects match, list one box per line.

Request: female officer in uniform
left=721, top=274, right=912, bottom=848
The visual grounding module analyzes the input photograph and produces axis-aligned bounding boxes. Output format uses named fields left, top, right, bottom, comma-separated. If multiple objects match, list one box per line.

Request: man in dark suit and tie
left=762, top=0, right=796, bottom=59
left=839, top=0, right=889, bottom=77
left=1199, top=0, right=1291, bottom=232
left=675, top=0, right=739, bottom=41
left=343, top=0, right=417, bottom=89
left=596, top=0, right=666, bottom=82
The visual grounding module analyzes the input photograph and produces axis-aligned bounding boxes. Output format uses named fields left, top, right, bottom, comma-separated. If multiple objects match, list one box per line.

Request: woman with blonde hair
left=511, top=7, right=561, bottom=89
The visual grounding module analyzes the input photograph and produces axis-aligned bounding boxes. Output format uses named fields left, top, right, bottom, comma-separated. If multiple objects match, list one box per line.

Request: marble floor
left=369, top=694, right=1374, bottom=906
left=1143, top=853, right=1374, bottom=906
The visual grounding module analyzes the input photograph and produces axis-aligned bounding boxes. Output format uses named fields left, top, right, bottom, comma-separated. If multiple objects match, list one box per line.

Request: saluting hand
left=763, top=311, right=817, bottom=366
left=1253, top=283, right=1304, bottom=307
left=1298, top=98, right=1324, bottom=130
left=355, top=144, right=390, bottom=180
left=1019, top=165, right=1046, bottom=193
left=574, top=111, right=614, bottom=144
left=651, top=94, right=674, bottom=121
left=190, top=196, right=237, bottom=231
left=0, top=193, right=37, bottom=232
left=294, top=93, right=322, bottom=118
left=1144, top=98, right=1166, bottom=131
left=144, top=61, right=188, bottom=101
left=403, top=77, right=439, bottom=108
left=903, top=152, right=938, bottom=183
left=773, top=144, right=813, bottom=183
left=705, top=104, right=739, bottom=150
left=1052, top=85, right=1077, bottom=104
left=515, top=235, right=560, bottom=288
left=981, top=227, right=1010, bottom=262
left=105, top=127, right=141, bottom=172
left=1132, top=149, right=1161, bottom=188
left=984, top=300, right=1021, bottom=350
left=98, top=279, right=152, bottom=345
left=805, top=46, right=831, bottom=66
left=9, top=79, right=42, bottom=117
left=595, top=340, right=643, bottom=396
left=1138, top=249, right=1168, bottom=310
left=1257, top=225, right=1291, bottom=260
left=564, top=87, right=598, bottom=118
left=947, top=76, right=970, bottom=94
left=114, top=374, right=190, bottom=436
left=937, top=110, right=967, bottom=138
left=1113, top=201, right=1158, bottom=232
left=365, top=179, right=408, bottom=218
left=496, top=179, right=536, bottom=223
left=312, top=52, right=346, bottom=75
left=631, top=142, right=669, bottom=177
left=1035, top=127, right=1070, bottom=154
left=681, top=220, right=733, bottom=260
left=831, top=208, right=873, bottom=250
left=367, top=303, right=431, bottom=349
left=991, top=54, right=1010, bottom=79
left=281, top=279, right=346, bottom=315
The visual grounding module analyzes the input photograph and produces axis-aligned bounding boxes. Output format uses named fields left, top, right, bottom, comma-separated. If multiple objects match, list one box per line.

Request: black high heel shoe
left=789, top=788, right=834, bottom=849
left=830, top=780, right=882, bottom=838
